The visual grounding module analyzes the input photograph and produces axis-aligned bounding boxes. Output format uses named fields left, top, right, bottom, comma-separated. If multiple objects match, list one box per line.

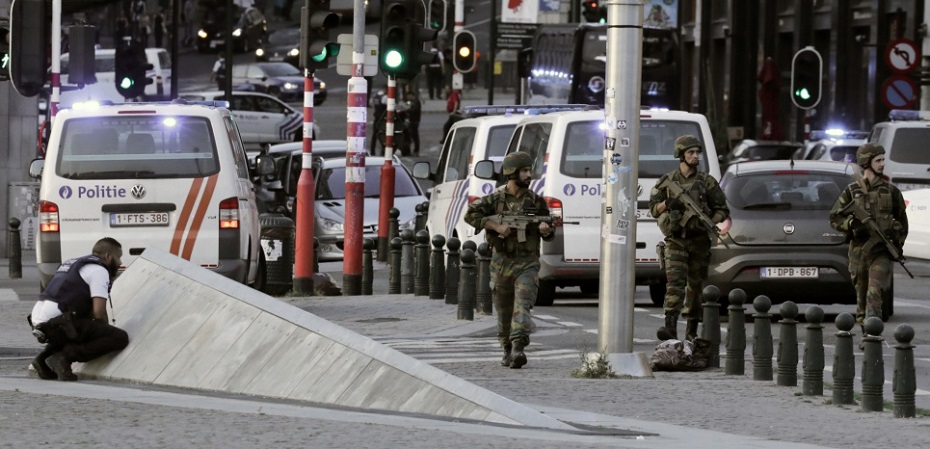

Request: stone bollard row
left=701, top=285, right=721, bottom=369
left=725, top=288, right=747, bottom=375
left=445, top=237, right=461, bottom=305
left=414, top=230, right=430, bottom=296
left=475, top=243, right=493, bottom=315
left=388, top=237, right=402, bottom=294
left=429, top=235, right=446, bottom=300
left=400, top=229, right=415, bottom=294
left=457, top=249, right=476, bottom=320
left=361, top=238, right=375, bottom=295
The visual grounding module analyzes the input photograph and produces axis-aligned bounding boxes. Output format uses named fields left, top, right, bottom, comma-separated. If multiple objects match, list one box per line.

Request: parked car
left=178, top=90, right=308, bottom=149
left=229, top=62, right=326, bottom=104
left=255, top=140, right=349, bottom=214
left=706, top=160, right=862, bottom=312
left=722, top=139, right=803, bottom=169
left=255, top=27, right=300, bottom=67
left=197, top=5, right=267, bottom=53
left=800, top=129, right=869, bottom=162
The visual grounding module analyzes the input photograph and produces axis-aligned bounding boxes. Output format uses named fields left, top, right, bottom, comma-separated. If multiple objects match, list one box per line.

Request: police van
left=867, top=109, right=930, bottom=191
left=496, top=109, right=721, bottom=306
left=412, top=105, right=588, bottom=247
left=28, top=100, right=273, bottom=290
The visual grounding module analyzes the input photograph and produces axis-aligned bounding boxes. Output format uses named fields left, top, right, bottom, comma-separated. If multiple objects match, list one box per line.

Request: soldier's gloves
left=666, top=197, right=685, bottom=211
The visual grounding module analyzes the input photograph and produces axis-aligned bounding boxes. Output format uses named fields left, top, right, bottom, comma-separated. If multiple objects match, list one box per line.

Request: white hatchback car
left=179, top=91, right=314, bottom=149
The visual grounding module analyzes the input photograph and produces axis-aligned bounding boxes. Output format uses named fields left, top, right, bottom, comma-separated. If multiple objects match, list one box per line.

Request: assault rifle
left=664, top=180, right=729, bottom=248
left=495, top=212, right=580, bottom=242
left=840, top=197, right=914, bottom=278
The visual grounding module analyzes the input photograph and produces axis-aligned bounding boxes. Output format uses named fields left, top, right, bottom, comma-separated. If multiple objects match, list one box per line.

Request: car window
left=511, top=123, right=551, bottom=178
left=246, top=65, right=264, bottom=78
left=225, top=117, right=251, bottom=180
left=260, top=63, right=301, bottom=77
left=254, top=96, right=289, bottom=114
left=444, top=127, right=476, bottom=182
left=807, top=143, right=826, bottom=160
left=157, top=51, right=171, bottom=70
left=487, top=124, right=517, bottom=159
left=828, top=145, right=858, bottom=163
left=724, top=172, right=848, bottom=210
left=232, top=65, right=248, bottom=77
left=224, top=95, right=255, bottom=112
left=889, top=128, right=930, bottom=164
left=317, top=165, right=421, bottom=199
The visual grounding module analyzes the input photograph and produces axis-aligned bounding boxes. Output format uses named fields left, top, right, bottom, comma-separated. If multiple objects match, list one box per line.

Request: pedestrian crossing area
left=375, top=336, right=580, bottom=365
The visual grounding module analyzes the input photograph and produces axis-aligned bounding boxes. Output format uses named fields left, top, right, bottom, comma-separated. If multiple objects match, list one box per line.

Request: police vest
left=40, top=255, right=109, bottom=317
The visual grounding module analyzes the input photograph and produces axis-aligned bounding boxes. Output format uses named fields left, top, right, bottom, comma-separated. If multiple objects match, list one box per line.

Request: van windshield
left=56, top=116, right=220, bottom=179
left=889, top=128, right=930, bottom=164
left=560, top=120, right=708, bottom=178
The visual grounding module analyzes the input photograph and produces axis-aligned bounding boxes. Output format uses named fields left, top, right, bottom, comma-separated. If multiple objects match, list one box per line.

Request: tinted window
left=260, top=63, right=301, bottom=77
left=890, top=128, right=930, bottom=164
left=157, top=51, right=171, bottom=70
left=487, top=124, right=517, bottom=159
left=57, top=116, right=219, bottom=179
left=723, top=172, right=848, bottom=211
left=828, top=145, right=858, bottom=163
left=444, top=127, right=476, bottom=182
left=317, top=165, right=420, bottom=199
left=512, top=123, right=552, bottom=177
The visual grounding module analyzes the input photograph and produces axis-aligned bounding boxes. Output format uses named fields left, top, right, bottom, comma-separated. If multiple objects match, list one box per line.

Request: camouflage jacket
left=829, top=176, right=908, bottom=253
left=463, top=185, right=555, bottom=257
left=649, top=168, right=729, bottom=238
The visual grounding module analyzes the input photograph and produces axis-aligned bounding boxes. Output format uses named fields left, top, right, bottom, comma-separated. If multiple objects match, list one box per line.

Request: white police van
left=867, top=109, right=930, bottom=191
left=498, top=109, right=721, bottom=306
left=412, top=105, right=589, bottom=247
left=28, top=100, right=273, bottom=289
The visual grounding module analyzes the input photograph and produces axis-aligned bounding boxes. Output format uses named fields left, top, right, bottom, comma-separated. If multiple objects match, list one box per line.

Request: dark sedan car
left=230, top=62, right=326, bottom=105
left=255, top=27, right=300, bottom=67
left=722, top=139, right=804, bottom=169
left=706, top=160, right=864, bottom=312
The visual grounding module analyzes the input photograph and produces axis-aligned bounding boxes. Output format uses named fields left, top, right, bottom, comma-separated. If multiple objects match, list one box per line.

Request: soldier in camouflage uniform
left=829, top=143, right=907, bottom=327
left=464, top=152, right=556, bottom=369
left=649, top=135, right=729, bottom=341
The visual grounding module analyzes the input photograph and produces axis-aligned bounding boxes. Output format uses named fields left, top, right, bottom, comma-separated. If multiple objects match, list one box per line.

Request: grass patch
left=571, top=350, right=618, bottom=379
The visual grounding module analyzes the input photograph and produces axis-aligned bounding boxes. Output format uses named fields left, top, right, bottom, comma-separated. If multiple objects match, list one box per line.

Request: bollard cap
left=834, top=312, right=856, bottom=332
left=446, top=236, right=461, bottom=251
left=779, top=301, right=798, bottom=320
left=893, top=324, right=915, bottom=345
left=864, top=316, right=884, bottom=337
left=804, top=306, right=824, bottom=325
left=728, top=288, right=746, bottom=306
left=390, top=237, right=403, bottom=248
left=8, top=217, right=21, bottom=228
left=416, top=229, right=430, bottom=243
left=460, top=248, right=476, bottom=264
left=401, top=229, right=415, bottom=242
left=462, top=240, right=478, bottom=252
left=477, top=242, right=492, bottom=257
left=702, top=284, right=720, bottom=303
left=752, top=295, right=772, bottom=313
left=389, top=207, right=400, bottom=218
left=362, top=238, right=376, bottom=250
left=431, top=234, right=446, bottom=248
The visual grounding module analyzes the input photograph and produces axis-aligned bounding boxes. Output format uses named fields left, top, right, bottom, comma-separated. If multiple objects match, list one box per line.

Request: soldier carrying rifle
left=464, top=152, right=556, bottom=369
left=649, top=135, right=730, bottom=342
left=830, top=143, right=909, bottom=330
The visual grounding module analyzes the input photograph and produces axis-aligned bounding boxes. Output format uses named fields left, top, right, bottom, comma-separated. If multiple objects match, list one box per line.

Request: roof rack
left=462, top=104, right=595, bottom=118
left=888, top=109, right=930, bottom=121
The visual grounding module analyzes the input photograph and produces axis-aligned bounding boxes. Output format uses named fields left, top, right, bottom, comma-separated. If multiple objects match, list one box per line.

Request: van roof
left=514, top=108, right=705, bottom=124
left=57, top=100, right=233, bottom=118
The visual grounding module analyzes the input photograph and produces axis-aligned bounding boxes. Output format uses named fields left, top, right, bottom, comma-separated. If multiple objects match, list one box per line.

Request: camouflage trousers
left=663, top=235, right=711, bottom=320
left=849, top=251, right=892, bottom=324
left=489, top=253, right=539, bottom=348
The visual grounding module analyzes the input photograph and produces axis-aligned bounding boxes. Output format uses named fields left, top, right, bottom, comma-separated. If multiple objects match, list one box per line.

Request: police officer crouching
left=28, top=238, right=129, bottom=381
left=649, top=136, right=730, bottom=341
left=464, top=152, right=556, bottom=369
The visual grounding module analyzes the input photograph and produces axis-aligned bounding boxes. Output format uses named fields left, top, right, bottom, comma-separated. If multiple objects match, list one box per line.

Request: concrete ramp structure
left=77, top=248, right=573, bottom=430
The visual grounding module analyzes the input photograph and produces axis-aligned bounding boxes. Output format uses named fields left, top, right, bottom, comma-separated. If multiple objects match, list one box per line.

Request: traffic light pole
left=377, top=76, right=397, bottom=263
left=49, top=0, right=62, bottom=121
left=452, top=0, right=463, bottom=90
left=342, top=0, right=368, bottom=294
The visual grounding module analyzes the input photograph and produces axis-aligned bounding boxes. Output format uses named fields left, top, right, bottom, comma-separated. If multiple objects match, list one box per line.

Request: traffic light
left=581, top=1, right=606, bottom=24
left=428, top=0, right=446, bottom=32
left=0, top=19, right=9, bottom=82
left=9, top=0, right=49, bottom=97
left=452, top=30, right=476, bottom=73
left=380, top=0, right=410, bottom=76
left=68, top=25, right=97, bottom=86
left=791, top=47, right=822, bottom=109
left=115, top=40, right=152, bottom=99
left=300, top=1, right=340, bottom=72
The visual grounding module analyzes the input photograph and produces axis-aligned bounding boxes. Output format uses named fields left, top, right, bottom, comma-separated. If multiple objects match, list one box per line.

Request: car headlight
left=255, top=48, right=264, bottom=57
left=197, top=29, right=208, bottom=39
left=319, top=81, right=326, bottom=89
left=319, top=217, right=344, bottom=233
left=232, top=28, right=242, bottom=37
left=289, top=48, right=299, bottom=57
left=283, top=82, right=297, bottom=90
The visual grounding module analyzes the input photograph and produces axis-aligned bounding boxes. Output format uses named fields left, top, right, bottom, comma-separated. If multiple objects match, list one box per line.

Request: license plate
left=761, top=267, right=818, bottom=279
left=110, top=212, right=170, bottom=227
left=636, top=209, right=654, bottom=220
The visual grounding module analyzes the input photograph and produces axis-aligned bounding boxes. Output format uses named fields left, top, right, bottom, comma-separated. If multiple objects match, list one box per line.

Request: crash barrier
left=719, top=289, right=918, bottom=417
left=259, top=213, right=296, bottom=296
left=7, top=218, right=22, bottom=279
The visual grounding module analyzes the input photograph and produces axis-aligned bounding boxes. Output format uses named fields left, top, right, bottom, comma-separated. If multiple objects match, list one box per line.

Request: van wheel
left=882, top=277, right=894, bottom=321
left=535, top=280, right=556, bottom=306
left=649, top=282, right=666, bottom=307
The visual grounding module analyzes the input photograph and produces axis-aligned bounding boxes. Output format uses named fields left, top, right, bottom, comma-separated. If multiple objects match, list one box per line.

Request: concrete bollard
left=7, top=218, right=22, bottom=279
left=457, top=249, right=476, bottom=321
left=832, top=312, right=857, bottom=406
left=389, top=237, right=402, bottom=294
left=776, top=301, right=799, bottom=387
left=414, top=230, right=430, bottom=296
left=893, top=324, right=917, bottom=418
left=752, top=295, right=774, bottom=381
left=475, top=243, right=493, bottom=315
left=701, top=285, right=721, bottom=368
left=725, top=288, right=747, bottom=375
left=802, top=306, right=825, bottom=396
left=429, top=234, right=446, bottom=300
left=415, top=201, right=429, bottom=232
left=861, top=316, right=885, bottom=412
left=400, top=229, right=415, bottom=294
left=361, top=238, right=375, bottom=295
left=445, top=237, right=461, bottom=305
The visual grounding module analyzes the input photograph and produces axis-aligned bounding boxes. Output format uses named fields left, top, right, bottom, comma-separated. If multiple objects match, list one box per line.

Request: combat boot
left=45, top=352, right=77, bottom=382
left=685, top=319, right=700, bottom=341
left=510, top=342, right=527, bottom=369
left=656, top=312, right=679, bottom=341
left=31, top=354, right=57, bottom=380
left=500, top=344, right=512, bottom=367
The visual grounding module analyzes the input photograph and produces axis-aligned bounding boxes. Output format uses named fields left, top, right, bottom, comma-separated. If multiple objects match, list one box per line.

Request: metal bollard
left=361, top=238, right=375, bottom=295
left=752, top=295, right=774, bottom=381
left=380, top=208, right=401, bottom=263
left=313, top=237, right=320, bottom=275
left=802, top=306, right=825, bottom=396
left=7, top=218, right=22, bottom=279
left=893, top=324, right=916, bottom=418
left=400, top=229, right=415, bottom=294
left=861, top=316, right=885, bottom=412
left=462, top=239, right=477, bottom=255
left=415, top=201, right=429, bottom=232
left=414, top=230, right=430, bottom=296
left=389, top=237, right=402, bottom=294
left=701, top=285, right=721, bottom=368
left=832, top=312, right=857, bottom=406
left=445, top=237, right=461, bottom=305
left=725, top=288, right=747, bottom=375
left=776, top=301, right=799, bottom=387
left=475, top=243, right=493, bottom=315
left=457, top=249, right=476, bottom=320
left=429, top=234, right=446, bottom=300
left=389, top=207, right=401, bottom=242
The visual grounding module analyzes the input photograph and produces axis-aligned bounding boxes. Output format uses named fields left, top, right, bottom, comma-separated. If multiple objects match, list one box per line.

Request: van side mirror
left=29, top=159, right=45, bottom=179
left=474, top=160, right=496, bottom=180
left=254, top=154, right=275, bottom=177
left=412, top=161, right=432, bottom=180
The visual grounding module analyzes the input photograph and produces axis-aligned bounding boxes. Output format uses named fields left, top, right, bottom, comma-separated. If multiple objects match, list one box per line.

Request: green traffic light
left=120, top=77, right=134, bottom=90
left=795, top=88, right=811, bottom=100
left=384, top=49, right=403, bottom=69
left=1, top=53, right=8, bottom=69
left=311, top=48, right=327, bottom=63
